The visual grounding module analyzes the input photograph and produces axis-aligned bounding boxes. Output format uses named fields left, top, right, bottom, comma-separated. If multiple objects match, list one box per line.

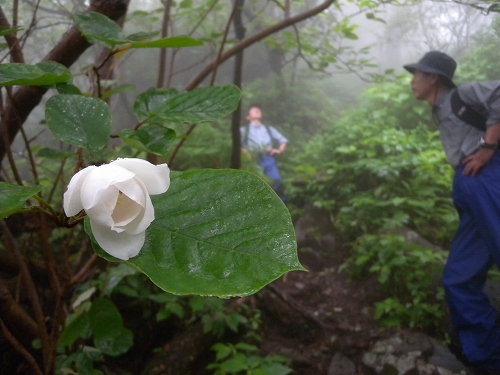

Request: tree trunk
left=0, top=0, right=130, bottom=168
left=230, top=0, right=246, bottom=170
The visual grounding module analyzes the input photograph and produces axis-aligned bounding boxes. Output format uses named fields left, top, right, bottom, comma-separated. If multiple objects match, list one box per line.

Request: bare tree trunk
left=230, top=0, right=245, bottom=170
left=157, top=0, right=174, bottom=89
left=148, top=0, right=174, bottom=166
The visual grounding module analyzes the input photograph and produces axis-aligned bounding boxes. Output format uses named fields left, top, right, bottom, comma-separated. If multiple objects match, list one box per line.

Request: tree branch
left=0, top=319, right=43, bottom=375
left=0, top=220, right=50, bottom=373
left=0, top=6, right=24, bottom=63
left=0, top=282, right=39, bottom=346
left=0, top=0, right=130, bottom=168
left=185, top=0, right=335, bottom=91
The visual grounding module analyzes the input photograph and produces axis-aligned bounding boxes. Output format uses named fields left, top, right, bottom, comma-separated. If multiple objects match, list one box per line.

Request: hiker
left=241, top=106, right=288, bottom=201
left=404, top=50, right=500, bottom=374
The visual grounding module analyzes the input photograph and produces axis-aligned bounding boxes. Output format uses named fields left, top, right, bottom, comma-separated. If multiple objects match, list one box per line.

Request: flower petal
left=110, top=158, right=170, bottom=195
left=121, top=192, right=155, bottom=235
left=85, top=185, right=120, bottom=230
left=90, top=220, right=145, bottom=260
left=115, top=178, right=146, bottom=206
left=80, top=165, right=134, bottom=209
left=111, top=192, right=143, bottom=228
left=63, top=165, right=97, bottom=217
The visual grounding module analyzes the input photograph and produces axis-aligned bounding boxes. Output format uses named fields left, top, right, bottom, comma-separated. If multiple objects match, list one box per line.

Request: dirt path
left=258, top=245, right=395, bottom=374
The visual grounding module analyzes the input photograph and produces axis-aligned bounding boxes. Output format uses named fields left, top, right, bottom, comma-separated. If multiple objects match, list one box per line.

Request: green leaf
left=86, top=169, right=303, bottom=297
left=180, top=0, right=193, bottom=8
left=74, top=347, right=103, bottom=375
left=212, top=343, right=233, bottom=361
left=489, top=3, right=500, bottom=12
left=129, top=36, right=203, bottom=49
left=0, top=26, right=22, bottom=36
left=220, top=354, right=248, bottom=373
left=261, top=363, right=293, bottom=375
left=134, top=88, right=181, bottom=123
left=59, top=312, right=90, bottom=347
left=73, top=12, right=126, bottom=48
left=125, top=31, right=160, bottom=42
left=45, top=95, right=112, bottom=152
left=74, top=12, right=202, bottom=49
left=101, top=83, right=135, bottom=100
left=56, top=82, right=82, bottom=95
left=0, top=62, right=71, bottom=86
left=88, top=299, right=133, bottom=356
left=103, top=264, right=137, bottom=295
left=155, top=85, right=241, bottom=123
left=235, top=342, right=258, bottom=352
left=119, top=125, right=176, bottom=155
left=0, top=182, right=42, bottom=219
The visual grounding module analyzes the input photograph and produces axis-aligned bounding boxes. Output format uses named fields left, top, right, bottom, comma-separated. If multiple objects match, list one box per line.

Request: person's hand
left=462, top=148, right=495, bottom=176
left=268, top=148, right=282, bottom=156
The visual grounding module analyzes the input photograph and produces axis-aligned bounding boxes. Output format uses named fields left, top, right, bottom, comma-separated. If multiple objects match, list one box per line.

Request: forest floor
left=256, top=243, right=397, bottom=375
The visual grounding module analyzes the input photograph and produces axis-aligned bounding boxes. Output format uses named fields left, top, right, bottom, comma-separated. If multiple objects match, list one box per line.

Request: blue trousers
left=258, top=155, right=285, bottom=201
left=444, top=153, right=500, bottom=370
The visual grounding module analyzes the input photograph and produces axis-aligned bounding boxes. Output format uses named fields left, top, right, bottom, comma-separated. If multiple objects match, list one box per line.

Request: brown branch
left=157, top=0, right=173, bottom=88
left=209, top=0, right=239, bottom=86
left=0, top=244, right=50, bottom=284
left=12, top=0, right=19, bottom=29
left=6, top=0, right=42, bottom=64
left=0, top=282, right=39, bottom=345
left=19, top=124, right=40, bottom=185
left=0, top=220, right=51, bottom=373
left=168, top=123, right=197, bottom=167
left=0, top=6, right=24, bottom=63
left=171, top=1, right=235, bottom=169
left=230, top=0, right=245, bottom=170
left=185, top=0, right=335, bottom=91
left=170, top=1, right=335, bottom=166
left=2, top=88, right=23, bottom=185
left=71, top=253, right=98, bottom=285
left=0, top=0, right=130, bottom=167
left=165, top=0, right=220, bottom=87
left=0, top=319, right=43, bottom=375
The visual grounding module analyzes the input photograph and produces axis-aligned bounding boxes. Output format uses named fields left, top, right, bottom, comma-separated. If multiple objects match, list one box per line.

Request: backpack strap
left=265, top=125, right=277, bottom=147
left=243, top=125, right=277, bottom=148
left=450, top=89, right=487, bottom=132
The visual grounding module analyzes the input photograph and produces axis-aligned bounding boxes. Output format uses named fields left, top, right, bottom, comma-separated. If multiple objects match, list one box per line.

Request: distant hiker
left=404, top=50, right=500, bottom=375
left=241, top=106, right=288, bottom=201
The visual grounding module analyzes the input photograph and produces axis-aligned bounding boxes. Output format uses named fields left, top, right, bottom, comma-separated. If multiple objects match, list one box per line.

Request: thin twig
left=170, top=1, right=242, bottom=167
left=157, top=0, right=173, bottom=88
left=168, top=123, right=196, bottom=167
left=71, top=253, right=98, bottom=285
left=2, top=88, right=23, bottom=185
left=47, top=157, right=66, bottom=204
left=0, top=221, right=51, bottom=374
left=0, top=320, right=43, bottom=375
left=185, top=0, right=335, bottom=91
left=19, top=125, right=39, bottom=185
left=209, top=0, right=239, bottom=86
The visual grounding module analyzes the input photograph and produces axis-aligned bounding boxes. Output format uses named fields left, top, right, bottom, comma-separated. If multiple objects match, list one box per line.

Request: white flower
left=63, top=158, right=170, bottom=260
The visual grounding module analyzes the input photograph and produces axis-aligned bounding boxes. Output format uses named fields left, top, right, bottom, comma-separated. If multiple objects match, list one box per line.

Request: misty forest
left=2, top=0, right=500, bottom=374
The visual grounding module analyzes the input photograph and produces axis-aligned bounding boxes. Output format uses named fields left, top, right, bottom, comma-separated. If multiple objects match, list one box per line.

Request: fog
left=6, top=0, right=498, bottom=156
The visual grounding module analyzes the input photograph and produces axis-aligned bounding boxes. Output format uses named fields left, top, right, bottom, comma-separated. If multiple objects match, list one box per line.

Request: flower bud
left=64, top=158, right=170, bottom=260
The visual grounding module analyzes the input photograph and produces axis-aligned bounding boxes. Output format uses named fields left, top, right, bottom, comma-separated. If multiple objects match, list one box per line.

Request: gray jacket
left=434, top=80, right=500, bottom=169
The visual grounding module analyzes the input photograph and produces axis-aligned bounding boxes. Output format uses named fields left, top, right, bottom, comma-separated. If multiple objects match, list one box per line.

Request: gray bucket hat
left=404, top=51, right=457, bottom=87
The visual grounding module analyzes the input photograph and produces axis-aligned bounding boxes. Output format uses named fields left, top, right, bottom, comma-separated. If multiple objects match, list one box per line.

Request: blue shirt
left=241, top=123, right=288, bottom=153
